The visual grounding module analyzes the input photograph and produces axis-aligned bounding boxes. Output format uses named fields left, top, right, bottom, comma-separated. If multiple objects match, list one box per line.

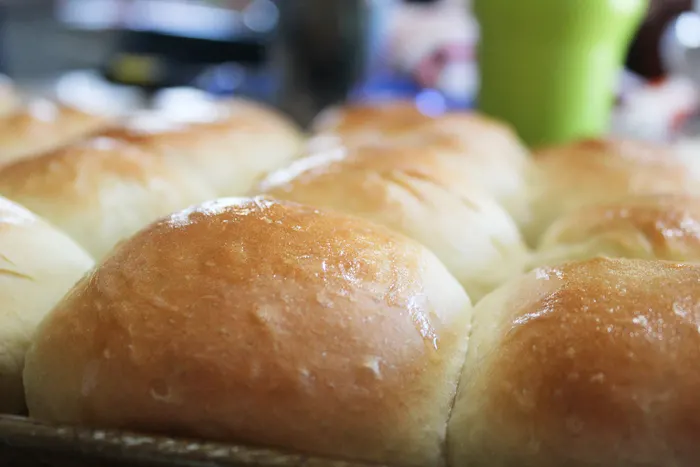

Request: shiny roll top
left=102, top=98, right=304, bottom=197
left=0, top=99, right=113, bottom=166
left=449, top=257, right=700, bottom=467
left=255, top=144, right=528, bottom=302
left=23, top=197, right=472, bottom=467
left=0, top=196, right=94, bottom=414
left=0, top=136, right=215, bottom=260
left=525, top=138, right=700, bottom=246
left=534, top=194, right=700, bottom=267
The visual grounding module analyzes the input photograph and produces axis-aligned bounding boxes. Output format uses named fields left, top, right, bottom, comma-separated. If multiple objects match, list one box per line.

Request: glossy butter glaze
left=23, top=197, right=472, bottom=467
left=449, top=257, right=700, bottom=467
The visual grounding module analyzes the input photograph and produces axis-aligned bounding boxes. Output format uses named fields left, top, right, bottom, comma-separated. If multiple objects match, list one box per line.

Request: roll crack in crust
left=534, top=194, right=700, bottom=267
left=0, top=196, right=94, bottom=414
left=255, top=146, right=529, bottom=302
left=101, top=98, right=304, bottom=197
left=526, top=138, right=700, bottom=246
left=448, top=257, right=700, bottom=467
left=308, top=101, right=533, bottom=223
left=23, top=197, right=472, bottom=467
left=0, top=136, right=216, bottom=260
left=0, top=99, right=112, bottom=166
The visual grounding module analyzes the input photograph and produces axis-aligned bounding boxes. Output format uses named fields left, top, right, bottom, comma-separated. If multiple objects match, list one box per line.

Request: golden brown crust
left=535, top=194, right=700, bottom=265
left=23, top=197, right=472, bottom=467
left=525, top=138, right=699, bottom=246
left=0, top=196, right=93, bottom=414
left=0, top=136, right=216, bottom=259
left=102, top=99, right=304, bottom=196
left=449, top=257, right=700, bottom=467
left=0, top=99, right=112, bottom=165
left=256, top=146, right=529, bottom=301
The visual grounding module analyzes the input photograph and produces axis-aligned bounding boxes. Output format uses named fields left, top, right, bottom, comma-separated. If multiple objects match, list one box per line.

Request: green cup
left=474, top=0, right=649, bottom=148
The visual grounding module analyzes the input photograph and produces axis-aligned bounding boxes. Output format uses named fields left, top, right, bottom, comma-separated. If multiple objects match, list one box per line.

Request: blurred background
left=1, top=0, right=700, bottom=140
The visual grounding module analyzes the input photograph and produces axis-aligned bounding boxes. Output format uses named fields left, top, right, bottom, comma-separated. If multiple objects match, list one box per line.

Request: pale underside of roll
left=525, top=138, right=700, bottom=246
left=533, top=193, right=700, bottom=267
left=0, top=196, right=94, bottom=415
left=0, top=136, right=216, bottom=260
left=23, top=197, right=472, bottom=467
left=255, top=146, right=529, bottom=302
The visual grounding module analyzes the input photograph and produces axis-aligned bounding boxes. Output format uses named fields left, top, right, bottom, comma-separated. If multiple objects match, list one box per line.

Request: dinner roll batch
left=0, top=95, right=699, bottom=466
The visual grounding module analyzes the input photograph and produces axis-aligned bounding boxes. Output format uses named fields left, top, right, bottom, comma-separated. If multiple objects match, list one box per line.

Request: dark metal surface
left=271, top=0, right=391, bottom=126
left=0, top=416, right=385, bottom=467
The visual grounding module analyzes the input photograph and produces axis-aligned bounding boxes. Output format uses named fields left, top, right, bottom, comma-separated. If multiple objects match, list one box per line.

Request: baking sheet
left=0, top=415, right=382, bottom=467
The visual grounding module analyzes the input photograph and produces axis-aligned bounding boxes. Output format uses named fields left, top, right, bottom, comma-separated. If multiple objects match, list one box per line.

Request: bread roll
left=0, top=196, right=93, bottom=414
left=534, top=194, right=700, bottom=267
left=23, top=197, right=472, bottom=467
left=256, top=147, right=528, bottom=301
left=104, top=98, right=303, bottom=196
left=311, top=100, right=430, bottom=141
left=448, top=257, right=700, bottom=467
left=0, top=136, right=216, bottom=260
left=0, top=99, right=112, bottom=166
left=0, top=76, right=19, bottom=118
left=309, top=102, right=532, bottom=221
left=526, top=138, right=699, bottom=246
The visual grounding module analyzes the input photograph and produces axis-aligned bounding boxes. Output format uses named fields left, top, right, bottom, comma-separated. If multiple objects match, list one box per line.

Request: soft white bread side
left=534, top=194, right=700, bottom=267
left=256, top=147, right=528, bottom=301
left=104, top=98, right=304, bottom=197
left=448, top=257, right=700, bottom=467
left=0, top=196, right=94, bottom=414
left=309, top=102, right=532, bottom=223
left=526, top=138, right=699, bottom=246
left=0, top=99, right=112, bottom=166
left=23, top=197, right=472, bottom=467
left=0, top=136, right=216, bottom=260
